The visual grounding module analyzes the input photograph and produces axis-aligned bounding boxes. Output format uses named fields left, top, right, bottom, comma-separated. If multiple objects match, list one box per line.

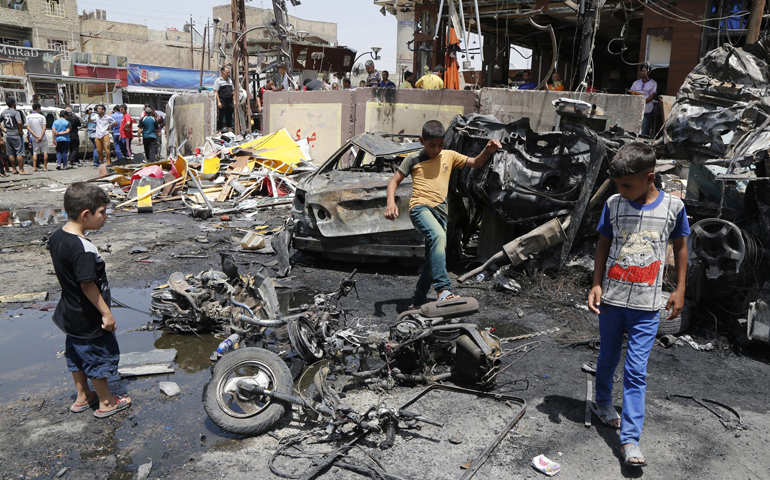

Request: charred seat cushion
left=419, top=297, right=479, bottom=319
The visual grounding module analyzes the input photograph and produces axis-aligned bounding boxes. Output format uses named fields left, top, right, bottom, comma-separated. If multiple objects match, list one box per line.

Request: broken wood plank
left=115, top=176, right=185, bottom=208
left=0, top=292, right=49, bottom=303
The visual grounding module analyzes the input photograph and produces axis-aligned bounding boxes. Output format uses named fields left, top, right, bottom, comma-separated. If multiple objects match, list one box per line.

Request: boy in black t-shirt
left=49, top=182, right=132, bottom=418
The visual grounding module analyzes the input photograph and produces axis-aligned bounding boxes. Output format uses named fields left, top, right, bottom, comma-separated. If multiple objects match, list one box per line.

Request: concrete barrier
left=263, top=88, right=476, bottom=164
left=478, top=88, right=645, bottom=133
left=262, top=88, right=644, bottom=164
left=168, top=91, right=217, bottom=156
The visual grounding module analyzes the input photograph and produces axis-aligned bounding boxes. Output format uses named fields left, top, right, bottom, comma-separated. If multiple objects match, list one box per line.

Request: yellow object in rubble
left=136, top=184, right=153, bottom=213
left=201, top=156, right=221, bottom=180
left=228, top=128, right=309, bottom=174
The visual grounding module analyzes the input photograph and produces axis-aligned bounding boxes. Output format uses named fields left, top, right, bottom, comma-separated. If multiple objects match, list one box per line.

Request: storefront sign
left=128, top=64, right=217, bottom=90
left=0, top=45, right=62, bottom=75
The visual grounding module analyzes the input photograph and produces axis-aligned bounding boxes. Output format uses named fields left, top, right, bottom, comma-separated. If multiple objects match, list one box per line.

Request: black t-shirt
left=67, top=114, right=82, bottom=139
left=49, top=228, right=111, bottom=339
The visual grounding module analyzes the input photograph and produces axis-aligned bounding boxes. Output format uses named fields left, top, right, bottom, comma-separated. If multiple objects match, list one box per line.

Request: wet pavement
left=0, top=285, right=322, bottom=478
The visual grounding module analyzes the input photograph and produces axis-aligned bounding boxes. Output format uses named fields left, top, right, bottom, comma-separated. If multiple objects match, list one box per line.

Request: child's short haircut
left=608, top=142, right=656, bottom=178
left=64, top=182, right=110, bottom=219
left=422, top=120, right=445, bottom=140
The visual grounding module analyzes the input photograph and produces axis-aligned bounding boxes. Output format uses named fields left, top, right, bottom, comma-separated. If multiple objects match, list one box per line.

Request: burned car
left=291, top=133, right=424, bottom=262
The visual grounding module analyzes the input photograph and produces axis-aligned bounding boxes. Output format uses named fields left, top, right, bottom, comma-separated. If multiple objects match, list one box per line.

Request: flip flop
left=590, top=403, right=621, bottom=429
left=18, top=171, right=31, bottom=175
left=70, top=392, right=99, bottom=413
left=94, top=395, right=132, bottom=418
left=438, top=290, right=458, bottom=302
left=622, top=444, right=647, bottom=467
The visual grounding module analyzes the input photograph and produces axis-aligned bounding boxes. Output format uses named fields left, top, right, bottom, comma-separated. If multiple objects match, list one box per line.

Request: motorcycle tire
left=203, top=347, right=293, bottom=436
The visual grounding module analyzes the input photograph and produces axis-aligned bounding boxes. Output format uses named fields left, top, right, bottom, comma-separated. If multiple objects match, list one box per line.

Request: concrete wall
left=169, top=91, right=217, bottom=156
left=80, top=19, right=201, bottom=69
left=478, top=88, right=645, bottom=133
left=263, top=87, right=645, bottom=165
left=262, top=89, right=476, bottom=164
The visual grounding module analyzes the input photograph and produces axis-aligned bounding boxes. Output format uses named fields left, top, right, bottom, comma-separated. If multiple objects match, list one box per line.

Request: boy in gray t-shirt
left=587, top=142, right=690, bottom=468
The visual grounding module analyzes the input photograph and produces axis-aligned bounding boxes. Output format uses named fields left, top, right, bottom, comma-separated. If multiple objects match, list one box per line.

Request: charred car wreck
left=290, top=107, right=636, bottom=268
left=660, top=36, right=770, bottom=344
left=291, top=133, right=424, bottom=262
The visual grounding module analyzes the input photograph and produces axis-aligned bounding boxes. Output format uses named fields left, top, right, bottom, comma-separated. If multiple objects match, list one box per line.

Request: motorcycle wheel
left=203, top=347, right=293, bottom=436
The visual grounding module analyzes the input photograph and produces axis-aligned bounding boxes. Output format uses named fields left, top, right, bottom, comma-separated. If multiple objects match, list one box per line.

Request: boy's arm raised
left=385, top=171, right=406, bottom=220
left=465, top=139, right=502, bottom=168
left=81, top=281, right=116, bottom=332
left=588, top=235, right=611, bottom=314
left=666, top=236, right=688, bottom=319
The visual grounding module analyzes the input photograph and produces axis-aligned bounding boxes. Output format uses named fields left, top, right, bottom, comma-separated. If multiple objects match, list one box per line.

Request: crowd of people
left=0, top=99, right=167, bottom=176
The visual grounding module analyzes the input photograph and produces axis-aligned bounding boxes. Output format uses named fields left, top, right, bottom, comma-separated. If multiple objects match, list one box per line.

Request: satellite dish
left=352, top=63, right=363, bottom=76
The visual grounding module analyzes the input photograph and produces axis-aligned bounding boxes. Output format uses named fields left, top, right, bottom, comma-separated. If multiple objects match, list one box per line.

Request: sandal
left=94, top=395, right=132, bottom=418
left=590, top=403, right=621, bottom=429
left=622, top=444, right=647, bottom=467
left=70, top=392, right=99, bottom=413
left=438, top=290, right=458, bottom=302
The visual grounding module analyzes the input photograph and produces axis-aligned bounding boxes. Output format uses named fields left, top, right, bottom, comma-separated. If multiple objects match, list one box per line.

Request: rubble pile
left=93, top=128, right=316, bottom=220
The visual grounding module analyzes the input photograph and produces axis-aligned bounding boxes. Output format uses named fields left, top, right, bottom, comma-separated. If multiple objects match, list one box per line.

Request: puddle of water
left=0, top=287, right=243, bottom=477
left=0, top=207, right=68, bottom=227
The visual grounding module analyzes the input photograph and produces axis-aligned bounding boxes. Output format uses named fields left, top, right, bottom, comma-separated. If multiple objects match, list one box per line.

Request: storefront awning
left=121, top=85, right=190, bottom=95
left=27, top=73, right=121, bottom=85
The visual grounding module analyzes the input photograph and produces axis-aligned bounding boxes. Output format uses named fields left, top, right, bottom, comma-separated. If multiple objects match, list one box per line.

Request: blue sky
left=79, top=0, right=400, bottom=72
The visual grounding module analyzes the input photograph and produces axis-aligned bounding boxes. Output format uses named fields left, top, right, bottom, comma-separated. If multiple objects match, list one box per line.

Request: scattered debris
left=667, top=394, right=744, bottom=430
left=531, top=454, right=561, bottom=476
left=677, top=334, right=714, bottom=351
left=136, top=460, right=153, bottom=480
left=117, top=349, right=177, bottom=377
left=159, top=382, right=181, bottom=397
left=0, top=292, right=49, bottom=303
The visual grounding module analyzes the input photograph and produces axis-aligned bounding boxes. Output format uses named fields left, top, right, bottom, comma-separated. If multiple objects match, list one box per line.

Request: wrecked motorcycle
left=203, top=275, right=502, bottom=436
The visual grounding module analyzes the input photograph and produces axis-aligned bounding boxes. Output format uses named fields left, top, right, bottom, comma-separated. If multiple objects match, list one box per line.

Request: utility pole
left=199, top=22, right=207, bottom=88
left=272, top=0, right=294, bottom=80
left=576, top=0, right=605, bottom=90
left=206, top=18, right=211, bottom=71
left=231, top=0, right=250, bottom=135
left=746, top=0, right=767, bottom=44
left=189, top=16, right=195, bottom=69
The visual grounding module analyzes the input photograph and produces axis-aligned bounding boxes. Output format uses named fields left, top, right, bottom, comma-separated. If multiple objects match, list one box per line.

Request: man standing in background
left=26, top=103, right=48, bottom=172
left=630, top=64, right=658, bottom=137
left=66, top=107, right=82, bottom=166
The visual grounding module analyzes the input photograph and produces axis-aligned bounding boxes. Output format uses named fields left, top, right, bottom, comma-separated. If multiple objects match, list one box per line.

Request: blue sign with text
left=128, top=64, right=217, bottom=90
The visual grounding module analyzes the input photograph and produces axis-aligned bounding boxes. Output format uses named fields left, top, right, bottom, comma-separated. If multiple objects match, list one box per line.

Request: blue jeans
left=90, top=137, right=99, bottom=165
left=410, top=205, right=451, bottom=305
left=641, top=112, right=654, bottom=137
left=55, top=140, right=69, bottom=168
left=595, top=304, right=659, bottom=445
left=112, top=133, right=124, bottom=159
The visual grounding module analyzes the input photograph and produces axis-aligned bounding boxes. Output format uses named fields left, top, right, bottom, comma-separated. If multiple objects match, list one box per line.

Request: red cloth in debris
left=263, top=179, right=291, bottom=197
left=130, top=165, right=164, bottom=182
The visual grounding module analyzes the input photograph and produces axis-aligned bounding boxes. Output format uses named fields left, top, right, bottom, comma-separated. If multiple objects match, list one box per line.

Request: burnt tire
left=656, top=300, right=692, bottom=337
left=203, top=347, right=293, bottom=436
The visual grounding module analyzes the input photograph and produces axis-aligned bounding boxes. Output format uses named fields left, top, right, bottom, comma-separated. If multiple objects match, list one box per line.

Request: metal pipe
left=433, top=0, right=446, bottom=40
left=474, top=0, right=483, bottom=62
left=237, top=315, right=286, bottom=327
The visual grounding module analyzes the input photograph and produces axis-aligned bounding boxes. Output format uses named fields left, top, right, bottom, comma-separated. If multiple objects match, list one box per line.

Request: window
left=1, top=38, right=20, bottom=46
left=47, top=39, right=68, bottom=59
left=5, top=0, right=27, bottom=11
left=45, top=0, right=65, bottom=18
